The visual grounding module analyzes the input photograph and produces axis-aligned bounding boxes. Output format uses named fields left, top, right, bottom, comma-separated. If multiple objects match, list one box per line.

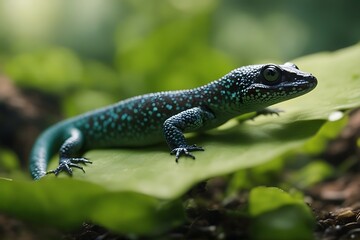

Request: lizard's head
left=237, top=62, right=317, bottom=110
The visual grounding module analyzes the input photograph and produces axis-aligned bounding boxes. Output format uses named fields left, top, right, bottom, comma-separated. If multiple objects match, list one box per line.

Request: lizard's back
left=71, top=89, right=213, bottom=149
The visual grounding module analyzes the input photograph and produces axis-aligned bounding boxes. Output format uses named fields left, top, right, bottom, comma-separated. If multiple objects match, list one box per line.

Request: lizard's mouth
left=258, top=74, right=317, bottom=93
left=287, top=75, right=316, bottom=85
left=253, top=76, right=316, bottom=92
left=280, top=75, right=318, bottom=94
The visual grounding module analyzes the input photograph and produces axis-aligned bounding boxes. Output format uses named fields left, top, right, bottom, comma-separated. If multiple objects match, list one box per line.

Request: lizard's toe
left=170, top=145, right=204, bottom=162
left=46, top=157, right=91, bottom=177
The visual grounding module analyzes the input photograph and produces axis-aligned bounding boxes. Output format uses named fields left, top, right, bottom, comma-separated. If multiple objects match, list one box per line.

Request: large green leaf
left=48, top=119, right=324, bottom=199
left=1, top=43, right=360, bottom=234
left=48, top=43, right=360, bottom=199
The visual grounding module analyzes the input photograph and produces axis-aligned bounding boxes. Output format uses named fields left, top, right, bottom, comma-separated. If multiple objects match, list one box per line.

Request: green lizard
left=29, top=62, right=317, bottom=180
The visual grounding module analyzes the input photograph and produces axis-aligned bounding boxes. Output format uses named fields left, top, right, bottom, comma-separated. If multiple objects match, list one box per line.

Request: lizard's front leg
left=163, top=107, right=215, bottom=162
left=47, top=128, right=92, bottom=176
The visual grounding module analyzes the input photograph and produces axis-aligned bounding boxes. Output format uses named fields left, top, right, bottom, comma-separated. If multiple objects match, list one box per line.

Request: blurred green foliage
left=0, top=0, right=359, bottom=116
left=3, top=47, right=83, bottom=92
left=249, top=187, right=314, bottom=240
left=0, top=178, right=185, bottom=234
left=0, top=148, right=19, bottom=174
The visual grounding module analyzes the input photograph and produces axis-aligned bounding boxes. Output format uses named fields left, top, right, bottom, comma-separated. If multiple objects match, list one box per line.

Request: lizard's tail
left=29, top=124, right=65, bottom=180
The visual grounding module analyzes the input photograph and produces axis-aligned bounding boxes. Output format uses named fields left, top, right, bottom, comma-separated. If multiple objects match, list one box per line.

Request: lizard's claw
left=46, top=157, right=92, bottom=176
left=170, top=144, right=204, bottom=163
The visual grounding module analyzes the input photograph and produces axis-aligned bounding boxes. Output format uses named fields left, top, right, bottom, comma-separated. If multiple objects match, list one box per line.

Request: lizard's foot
left=170, top=144, right=204, bottom=163
left=46, top=157, right=92, bottom=177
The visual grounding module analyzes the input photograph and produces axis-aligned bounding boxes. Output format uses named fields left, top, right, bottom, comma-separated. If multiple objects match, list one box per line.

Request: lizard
left=29, top=62, right=317, bottom=180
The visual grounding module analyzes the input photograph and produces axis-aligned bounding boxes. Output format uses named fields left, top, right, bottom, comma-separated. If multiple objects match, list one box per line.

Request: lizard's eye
left=262, top=65, right=281, bottom=82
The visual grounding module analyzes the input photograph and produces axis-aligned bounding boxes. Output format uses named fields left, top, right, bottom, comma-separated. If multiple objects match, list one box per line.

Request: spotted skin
left=29, top=62, right=317, bottom=179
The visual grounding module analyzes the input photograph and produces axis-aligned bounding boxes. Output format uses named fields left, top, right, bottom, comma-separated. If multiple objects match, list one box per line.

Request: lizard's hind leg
left=47, top=128, right=92, bottom=177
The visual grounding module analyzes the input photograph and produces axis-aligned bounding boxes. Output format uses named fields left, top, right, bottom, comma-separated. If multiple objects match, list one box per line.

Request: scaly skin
left=29, top=62, right=317, bottom=179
